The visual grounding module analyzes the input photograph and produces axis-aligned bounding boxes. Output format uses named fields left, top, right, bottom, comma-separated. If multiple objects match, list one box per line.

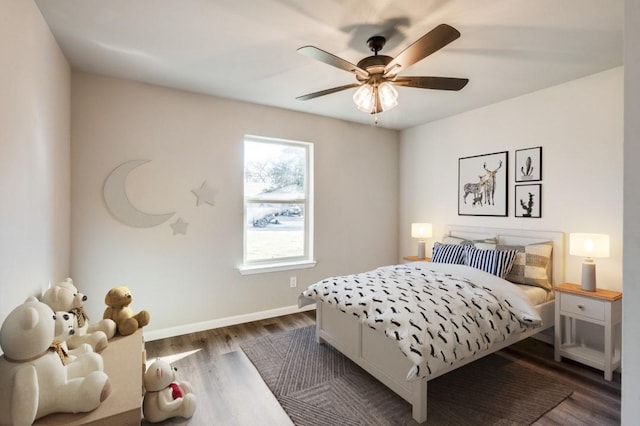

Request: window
left=240, top=135, right=314, bottom=274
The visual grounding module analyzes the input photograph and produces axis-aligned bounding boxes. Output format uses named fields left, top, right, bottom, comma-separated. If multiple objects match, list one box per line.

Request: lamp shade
left=378, top=82, right=398, bottom=111
left=353, top=84, right=375, bottom=113
left=411, top=223, right=433, bottom=239
left=569, top=233, right=610, bottom=258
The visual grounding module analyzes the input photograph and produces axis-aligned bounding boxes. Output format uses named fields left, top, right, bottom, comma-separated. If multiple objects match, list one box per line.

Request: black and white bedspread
left=299, top=263, right=541, bottom=380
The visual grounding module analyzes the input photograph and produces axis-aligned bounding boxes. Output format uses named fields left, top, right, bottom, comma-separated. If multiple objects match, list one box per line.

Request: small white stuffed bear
left=41, top=278, right=116, bottom=352
left=54, top=311, right=95, bottom=367
left=50, top=310, right=105, bottom=380
left=143, top=359, right=197, bottom=423
left=0, top=298, right=111, bottom=426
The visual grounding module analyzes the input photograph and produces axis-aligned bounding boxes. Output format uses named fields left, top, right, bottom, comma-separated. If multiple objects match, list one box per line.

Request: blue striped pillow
left=431, top=242, right=465, bottom=264
left=463, top=246, right=519, bottom=278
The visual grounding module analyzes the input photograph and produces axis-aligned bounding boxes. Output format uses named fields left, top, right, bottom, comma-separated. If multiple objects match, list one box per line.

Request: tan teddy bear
left=103, top=286, right=150, bottom=336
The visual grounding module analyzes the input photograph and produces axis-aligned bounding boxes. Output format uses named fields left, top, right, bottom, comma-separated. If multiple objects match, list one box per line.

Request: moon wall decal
left=103, top=160, right=175, bottom=228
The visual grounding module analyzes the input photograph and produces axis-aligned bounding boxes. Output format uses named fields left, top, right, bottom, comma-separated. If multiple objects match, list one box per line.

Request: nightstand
left=554, top=283, right=622, bottom=381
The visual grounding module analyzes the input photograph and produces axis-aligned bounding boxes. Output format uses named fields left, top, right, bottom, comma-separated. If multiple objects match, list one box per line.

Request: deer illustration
left=483, top=160, right=502, bottom=206
left=463, top=175, right=488, bottom=206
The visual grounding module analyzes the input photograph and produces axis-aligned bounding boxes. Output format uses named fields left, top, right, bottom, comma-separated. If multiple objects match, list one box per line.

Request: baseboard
left=143, top=303, right=316, bottom=342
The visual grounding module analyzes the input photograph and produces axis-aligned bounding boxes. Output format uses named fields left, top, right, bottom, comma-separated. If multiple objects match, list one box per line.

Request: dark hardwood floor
left=144, top=311, right=620, bottom=425
left=501, top=338, right=621, bottom=426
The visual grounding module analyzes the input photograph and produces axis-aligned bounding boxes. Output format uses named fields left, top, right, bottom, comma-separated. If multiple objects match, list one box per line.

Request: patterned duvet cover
left=299, top=262, right=541, bottom=380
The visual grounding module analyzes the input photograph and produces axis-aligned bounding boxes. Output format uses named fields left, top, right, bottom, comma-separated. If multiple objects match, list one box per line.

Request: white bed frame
left=315, top=226, right=565, bottom=424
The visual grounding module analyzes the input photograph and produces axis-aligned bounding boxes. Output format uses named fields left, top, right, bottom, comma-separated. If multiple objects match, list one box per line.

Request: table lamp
left=411, top=223, right=433, bottom=260
left=569, top=233, right=610, bottom=291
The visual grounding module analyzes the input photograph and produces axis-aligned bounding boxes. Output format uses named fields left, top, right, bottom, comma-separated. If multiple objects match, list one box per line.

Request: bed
left=298, top=225, right=564, bottom=423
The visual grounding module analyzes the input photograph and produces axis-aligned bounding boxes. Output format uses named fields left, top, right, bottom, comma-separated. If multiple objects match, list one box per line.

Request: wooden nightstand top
left=403, top=256, right=431, bottom=262
left=555, top=283, right=622, bottom=302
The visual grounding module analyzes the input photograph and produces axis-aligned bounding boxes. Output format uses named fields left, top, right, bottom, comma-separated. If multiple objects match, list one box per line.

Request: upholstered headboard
left=445, top=225, right=565, bottom=285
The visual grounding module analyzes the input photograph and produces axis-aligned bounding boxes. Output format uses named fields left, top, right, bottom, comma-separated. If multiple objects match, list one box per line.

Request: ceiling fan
left=296, top=24, right=469, bottom=121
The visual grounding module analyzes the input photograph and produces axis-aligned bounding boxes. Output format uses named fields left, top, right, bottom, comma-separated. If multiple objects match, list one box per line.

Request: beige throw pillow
left=501, top=242, right=553, bottom=291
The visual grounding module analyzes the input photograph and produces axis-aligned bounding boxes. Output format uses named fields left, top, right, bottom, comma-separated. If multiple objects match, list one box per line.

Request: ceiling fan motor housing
left=356, top=55, right=393, bottom=82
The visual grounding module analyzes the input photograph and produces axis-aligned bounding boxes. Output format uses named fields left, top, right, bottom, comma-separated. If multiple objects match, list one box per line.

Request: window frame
left=239, top=135, right=315, bottom=275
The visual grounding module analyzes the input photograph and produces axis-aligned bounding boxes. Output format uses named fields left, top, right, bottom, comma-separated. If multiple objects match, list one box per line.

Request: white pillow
left=443, top=235, right=497, bottom=250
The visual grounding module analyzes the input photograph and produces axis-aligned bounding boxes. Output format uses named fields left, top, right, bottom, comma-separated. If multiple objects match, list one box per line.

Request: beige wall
left=0, top=0, right=71, bottom=326
left=70, top=72, right=399, bottom=337
left=399, top=67, right=623, bottom=291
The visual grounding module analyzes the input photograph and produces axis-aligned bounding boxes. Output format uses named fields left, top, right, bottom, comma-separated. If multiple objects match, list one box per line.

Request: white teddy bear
left=41, top=278, right=116, bottom=352
left=143, top=358, right=197, bottom=423
left=0, top=298, right=111, bottom=426
left=54, top=310, right=95, bottom=367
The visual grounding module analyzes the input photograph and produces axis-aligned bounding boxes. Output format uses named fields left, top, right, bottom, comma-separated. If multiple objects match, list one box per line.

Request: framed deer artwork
left=458, top=151, right=508, bottom=217
left=515, top=146, right=542, bottom=182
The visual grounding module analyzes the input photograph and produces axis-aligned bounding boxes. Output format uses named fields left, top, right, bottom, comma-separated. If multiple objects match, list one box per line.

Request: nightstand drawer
left=560, top=293, right=605, bottom=321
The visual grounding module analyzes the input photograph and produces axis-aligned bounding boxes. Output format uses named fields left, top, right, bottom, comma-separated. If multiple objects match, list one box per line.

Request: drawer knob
left=577, top=304, right=585, bottom=310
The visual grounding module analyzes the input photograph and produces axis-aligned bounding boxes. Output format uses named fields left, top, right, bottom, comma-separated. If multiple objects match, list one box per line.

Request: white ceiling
left=35, top=0, right=624, bottom=130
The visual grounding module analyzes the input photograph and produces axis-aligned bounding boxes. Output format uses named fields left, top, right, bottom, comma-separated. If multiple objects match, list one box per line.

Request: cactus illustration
left=520, top=192, right=534, bottom=217
left=520, top=156, right=534, bottom=179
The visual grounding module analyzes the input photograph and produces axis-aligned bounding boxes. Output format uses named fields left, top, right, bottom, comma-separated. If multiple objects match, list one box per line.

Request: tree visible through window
left=243, top=136, right=313, bottom=267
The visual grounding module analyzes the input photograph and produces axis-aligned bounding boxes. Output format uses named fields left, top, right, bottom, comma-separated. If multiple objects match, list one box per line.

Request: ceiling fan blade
left=298, top=46, right=369, bottom=78
left=393, top=76, right=469, bottom=91
left=384, top=24, right=461, bottom=76
left=296, top=83, right=361, bottom=101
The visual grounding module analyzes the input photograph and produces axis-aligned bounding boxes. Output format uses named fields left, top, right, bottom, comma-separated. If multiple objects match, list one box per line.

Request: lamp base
left=417, top=241, right=426, bottom=260
left=581, top=261, right=596, bottom=292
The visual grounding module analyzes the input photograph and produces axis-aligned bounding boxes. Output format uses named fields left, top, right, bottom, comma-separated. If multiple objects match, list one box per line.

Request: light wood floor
left=144, top=311, right=620, bottom=425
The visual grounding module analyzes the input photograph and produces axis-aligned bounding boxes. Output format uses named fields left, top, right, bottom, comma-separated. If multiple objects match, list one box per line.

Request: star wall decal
left=170, top=218, right=188, bottom=235
left=191, top=181, right=216, bottom=207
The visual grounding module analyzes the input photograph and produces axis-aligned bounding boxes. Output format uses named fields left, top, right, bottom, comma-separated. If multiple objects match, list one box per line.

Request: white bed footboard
left=316, top=299, right=554, bottom=423
left=316, top=301, right=428, bottom=421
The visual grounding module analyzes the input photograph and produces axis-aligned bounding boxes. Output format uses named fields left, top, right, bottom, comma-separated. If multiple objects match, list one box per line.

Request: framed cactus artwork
left=515, top=147, right=542, bottom=182
left=515, top=184, right=542, bottom=218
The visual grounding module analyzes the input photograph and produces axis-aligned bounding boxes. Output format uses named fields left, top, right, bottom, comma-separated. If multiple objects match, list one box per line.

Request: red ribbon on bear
left=169, top=383, right=183, bottom=400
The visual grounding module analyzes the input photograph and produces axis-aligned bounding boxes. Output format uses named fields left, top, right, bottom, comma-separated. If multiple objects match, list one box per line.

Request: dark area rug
left=240, top=325, right=572, bottom=425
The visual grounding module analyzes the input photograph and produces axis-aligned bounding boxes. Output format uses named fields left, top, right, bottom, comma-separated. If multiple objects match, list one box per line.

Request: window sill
left=238, top=260, right=317, bottom=276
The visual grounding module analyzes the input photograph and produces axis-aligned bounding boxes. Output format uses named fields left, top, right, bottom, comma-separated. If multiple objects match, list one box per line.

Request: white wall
left=622, top=0, right=640, bottom=422
left=70, top=72, right=399, bottom=337
left=399, top=67, right=623, bottom=291
left=0, top=1, right=70, bottom=328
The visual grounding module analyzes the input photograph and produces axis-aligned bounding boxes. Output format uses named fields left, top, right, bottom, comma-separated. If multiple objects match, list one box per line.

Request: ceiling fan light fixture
left=353, top=82, right=399, bottom=115
left=353, top=83, right=375, bottom=113
left=378, top=82, right=398, bottom=111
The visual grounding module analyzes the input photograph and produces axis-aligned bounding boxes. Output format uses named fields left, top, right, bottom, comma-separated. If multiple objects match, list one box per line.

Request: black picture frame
left=515, top=146, right=542, bottom=182
left=458, top=151, right=508, bottom=216
left=515, top=184, right=542, bottom=218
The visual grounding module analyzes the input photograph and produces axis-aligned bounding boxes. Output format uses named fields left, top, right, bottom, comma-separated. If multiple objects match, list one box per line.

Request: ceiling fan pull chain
left=374, top=84, right=379, bottom=124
